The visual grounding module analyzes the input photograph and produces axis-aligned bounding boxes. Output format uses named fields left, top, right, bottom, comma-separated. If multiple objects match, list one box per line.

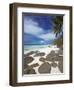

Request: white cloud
left=24, top=18, right=55, bottom=41
left=24, top=18, right=44, bottom=35
left=39, top=33, right=55, bottom=41
left=24, top=18, right=38, bottom=26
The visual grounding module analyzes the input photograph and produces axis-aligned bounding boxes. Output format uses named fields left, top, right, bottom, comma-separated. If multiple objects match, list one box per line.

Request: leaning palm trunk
left=53, top=16, right=63, bottom=49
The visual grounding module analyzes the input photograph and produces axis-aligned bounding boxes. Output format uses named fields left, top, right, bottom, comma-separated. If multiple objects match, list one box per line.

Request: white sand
left=24, top=46, right=62, bottom=74
left=50, top=66, right=61, bottom=74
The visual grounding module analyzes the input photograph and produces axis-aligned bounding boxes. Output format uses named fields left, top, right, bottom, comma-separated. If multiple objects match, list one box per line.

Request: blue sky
left=23, top=14, right=56, bottom=45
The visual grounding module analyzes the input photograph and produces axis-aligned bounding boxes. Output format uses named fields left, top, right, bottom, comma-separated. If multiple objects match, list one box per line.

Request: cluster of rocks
left=38, top=50, right=63, bottom=73
left=24, top=49, right=63, bottom=74
left=24, top=50, right=42, bottom=74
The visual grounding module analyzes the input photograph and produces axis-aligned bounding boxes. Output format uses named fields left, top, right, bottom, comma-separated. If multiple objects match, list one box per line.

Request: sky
left=23, top=14, right=56, bottom=45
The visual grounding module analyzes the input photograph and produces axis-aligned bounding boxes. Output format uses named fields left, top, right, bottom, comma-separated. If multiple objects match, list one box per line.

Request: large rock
left=38, top=62, right=51, bottom=74
left=46, top=56, right=54, bottom=62
left=50, top=56, right=60, bottom=62
left=46, top=50, right=56, bottom=58
left=24, top=56, right=34, bottom=64
left=46, top=50, right=57, bottom=62
left=34, top=52, right=45, bottom=57
left=46, top=51, right=62, bottom=62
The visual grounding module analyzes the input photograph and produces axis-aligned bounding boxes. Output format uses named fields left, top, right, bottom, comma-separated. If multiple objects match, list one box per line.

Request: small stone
left=38, top=62, right=51, bottom=74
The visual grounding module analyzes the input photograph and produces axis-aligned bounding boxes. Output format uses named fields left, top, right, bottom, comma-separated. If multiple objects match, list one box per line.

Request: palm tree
left=53, top=16, right=63, bottom=49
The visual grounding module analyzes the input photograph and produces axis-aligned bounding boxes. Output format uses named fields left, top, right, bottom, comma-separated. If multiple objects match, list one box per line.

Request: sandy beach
left=23, top=45, right=63, bottom=75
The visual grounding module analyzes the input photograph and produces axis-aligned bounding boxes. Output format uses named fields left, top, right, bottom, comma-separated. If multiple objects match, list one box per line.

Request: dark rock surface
left=24, top=51, right=35, bottom=57
left=24, top=50, right=41, bottom=57
left=28, top=63, right=39, bottom=69
left=24, top=64, right=29, bottom=69
left=34, top=52, right=45, bottom=57
left=46, top=51, right=56, bottom=58
left=46, top=50, right=63, bottom=62
left=46, top=51, right=57, bottom=62
left=24, top=56, right=34, bottom=64
left=58, top=49, right=63, bottom=55
left=39, top=57, right=46, bottom=62
left=46, top=56, right=54, bottom=62
left=51, top=62, right=57, bottom=68
left=24, top=68, right=36, bottom=74
left=23, top=50, right=63, bottom=74
left=24, top=63, right=39, bottom=74
left=38, top=62, right=51, bottom=73
left=58, top=56, right=63, bottom=73
left=34, top=50, right=40, bottom=54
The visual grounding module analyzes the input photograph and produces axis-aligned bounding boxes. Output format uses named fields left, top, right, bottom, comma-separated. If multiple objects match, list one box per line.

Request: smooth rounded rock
left=38, top=62, right=51, bottom=74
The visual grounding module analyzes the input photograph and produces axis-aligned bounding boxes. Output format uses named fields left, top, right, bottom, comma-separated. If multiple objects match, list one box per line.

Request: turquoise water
left=24, top=45, right=49, bottom=51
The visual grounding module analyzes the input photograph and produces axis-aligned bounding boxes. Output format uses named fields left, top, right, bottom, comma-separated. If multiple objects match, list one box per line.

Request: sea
left=24, top=44, right=50, bottom=51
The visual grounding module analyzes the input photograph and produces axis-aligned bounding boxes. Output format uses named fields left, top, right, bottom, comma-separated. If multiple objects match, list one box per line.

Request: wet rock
left=24, top=56, right=34, bottom=64
left=39, top=57, right=46, bottom=62
left=24, top=68, right=36, bottom=74
left=34, top=52, right=45, bottom=57
left=38, top=62, right=51, bottom=74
